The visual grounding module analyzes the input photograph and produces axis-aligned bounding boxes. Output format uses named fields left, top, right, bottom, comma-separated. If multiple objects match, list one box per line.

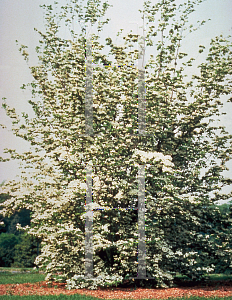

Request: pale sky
left=0, top=0, right=232, bottom=203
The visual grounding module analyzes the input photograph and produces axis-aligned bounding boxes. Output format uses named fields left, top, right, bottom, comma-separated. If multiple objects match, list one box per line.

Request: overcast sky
left=0, top=0, right=232, bottom=202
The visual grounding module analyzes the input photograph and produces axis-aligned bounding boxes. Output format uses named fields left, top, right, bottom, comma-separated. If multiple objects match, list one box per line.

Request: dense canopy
left=1, top=0, right=232, bottom=289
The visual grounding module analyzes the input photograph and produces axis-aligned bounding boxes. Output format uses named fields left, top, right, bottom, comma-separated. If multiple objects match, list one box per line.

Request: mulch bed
left=0, top=279, right=232, bottom=298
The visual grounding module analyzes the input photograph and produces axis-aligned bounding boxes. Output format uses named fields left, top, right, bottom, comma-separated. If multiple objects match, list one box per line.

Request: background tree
left=0, top=0, right=232, bottom=289
left=0, top=233, right=20, bottom=267
left=0, top=190, right=10, bottom=235
left=12, top=233, right=41, bottom=268
left=0, top=181, right=40, bottom=268
left=211, top=200, right=232, bottom=274
left=0, top=181, right=31, bottom=235
left=217, top=201, right=232, bottom=215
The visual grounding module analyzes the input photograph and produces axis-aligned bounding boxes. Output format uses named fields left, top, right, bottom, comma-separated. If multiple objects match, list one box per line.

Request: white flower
left=132, top=149, right=174, bottom=172
left=115, top=190, right=124, bottom=200
left=68, top=180, right=80, bottom=189
left=93, top=176, right=101, bottom=189
left=80, top=182, right=87, bottom=189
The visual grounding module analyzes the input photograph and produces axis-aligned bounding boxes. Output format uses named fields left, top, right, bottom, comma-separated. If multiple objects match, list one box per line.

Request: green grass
left=205, top=273, right=232, bottom=281
left=0, top=296, right=232, bottom=300
left=0, top=271, right=45, bottom=284
left=0, top=268, right=231, bottom=285
left=174, top=272, right=232, bottom=280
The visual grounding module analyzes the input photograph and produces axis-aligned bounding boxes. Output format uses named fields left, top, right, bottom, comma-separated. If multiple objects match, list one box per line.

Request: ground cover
left=0, top=269, right=231, bottom=298
left=0, top=270, right=45, bottom=285
left=0, top=296, right=232, bottom=300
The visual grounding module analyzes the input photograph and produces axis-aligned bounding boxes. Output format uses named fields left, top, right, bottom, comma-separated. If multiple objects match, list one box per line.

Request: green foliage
left=0, top=226, right=41, bottom=268
left=0, top=192, right=10, bottom=234
left=217, top=202, right=232, bottom=215
left=0, top=191, right=31, bottom=235
left=211, top=203, right=232, bottom=275
left=12, top=233, right=41, bottom=268
left=6, top=210, right=31, bottom=236
left=0, top=188, right=39, bottom=268
left=0, top=0, right=232, bottom=290
left=0, top=233, right=20, bottom=267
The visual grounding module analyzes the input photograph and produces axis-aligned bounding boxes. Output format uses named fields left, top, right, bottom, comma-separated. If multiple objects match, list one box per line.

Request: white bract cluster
left=132, top=149, right=174, bottom=172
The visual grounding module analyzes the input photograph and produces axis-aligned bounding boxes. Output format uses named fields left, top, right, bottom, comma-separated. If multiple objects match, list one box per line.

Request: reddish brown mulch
left=0, top=280, right=232, bottom=298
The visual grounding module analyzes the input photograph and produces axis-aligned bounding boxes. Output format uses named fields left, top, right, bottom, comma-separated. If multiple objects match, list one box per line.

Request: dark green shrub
left=12, top=233, right=40, bottom=268
left=0, top=233, right=20, bottom=267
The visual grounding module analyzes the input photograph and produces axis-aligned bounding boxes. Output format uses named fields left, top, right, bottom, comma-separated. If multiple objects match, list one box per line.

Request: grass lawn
left=0, top=269, right=45, bottom=284
left=1, top=268, right=231, bottom=285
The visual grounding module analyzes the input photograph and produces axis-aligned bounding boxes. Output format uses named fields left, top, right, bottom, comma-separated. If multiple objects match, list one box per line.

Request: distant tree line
left=0, top=191, right=41, bottom=268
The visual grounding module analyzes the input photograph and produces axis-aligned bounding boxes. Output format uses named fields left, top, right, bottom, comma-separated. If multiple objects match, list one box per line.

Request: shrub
left=12, top=233, right=40, bottom=268
left=0, top=233, right=20, bottom=267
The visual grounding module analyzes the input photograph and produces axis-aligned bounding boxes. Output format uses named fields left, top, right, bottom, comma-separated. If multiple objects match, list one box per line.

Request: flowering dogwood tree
left=1, top=0, right=232, bottom=289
